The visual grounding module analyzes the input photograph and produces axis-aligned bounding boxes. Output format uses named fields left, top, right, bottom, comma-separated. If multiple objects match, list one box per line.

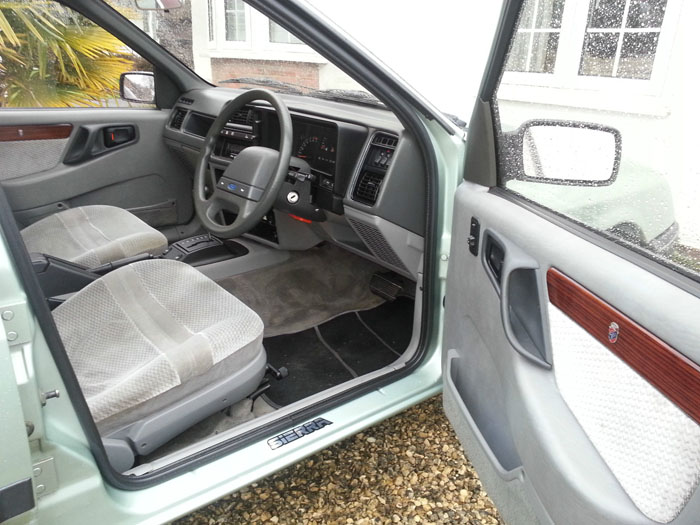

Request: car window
left=494, top=0, right=700, bottom=280
left=0, top=1, right=154, bottom=108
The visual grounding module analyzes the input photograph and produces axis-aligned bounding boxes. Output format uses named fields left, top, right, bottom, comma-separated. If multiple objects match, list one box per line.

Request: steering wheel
left=193, top=89, right=292, bottom=238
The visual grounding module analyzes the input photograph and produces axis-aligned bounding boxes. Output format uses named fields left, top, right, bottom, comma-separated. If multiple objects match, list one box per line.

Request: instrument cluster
left=292, top=119, right=338, bottom=176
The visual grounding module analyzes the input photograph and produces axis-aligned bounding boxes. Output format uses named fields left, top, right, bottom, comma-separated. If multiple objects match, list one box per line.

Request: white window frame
left=218, top=0, right=253, bottom=51
left=205, top=0, right=216, bottom=49
left=500, top=0, right=682, bottom=114
left=199, top=2, right=322, bottom=63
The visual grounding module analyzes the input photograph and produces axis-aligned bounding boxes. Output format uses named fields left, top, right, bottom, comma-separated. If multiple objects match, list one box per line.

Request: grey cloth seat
left=21, top=205, right=167, bottom=267
left=53, top=259, right=266, bottom=471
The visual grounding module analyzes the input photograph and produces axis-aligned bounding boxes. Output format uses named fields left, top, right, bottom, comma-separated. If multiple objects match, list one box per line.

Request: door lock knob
left=40, top=389, right=60, bottom=406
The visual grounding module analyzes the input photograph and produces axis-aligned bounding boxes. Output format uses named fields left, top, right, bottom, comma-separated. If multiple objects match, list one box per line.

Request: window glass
left=627, top=0, right=667, bottom=27
left=224, top=0, right=247, bottom=42
left=616, top=32, right=659, bottom=78
left=496, top=0, right=700, bottom=279
left=0, top=1, right=153, bottom=108
left=589, top=0, right=626, bottom=27
left=579, top=0, right=667, bottom=79
left=506, top=0, right=565, bottom=73
left=269, top=21, right=303, bottom=44
left=207, top=0, right=214, bottom=41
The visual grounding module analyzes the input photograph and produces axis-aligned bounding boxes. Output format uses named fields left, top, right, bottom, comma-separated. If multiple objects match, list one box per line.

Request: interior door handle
left=64, top=123, right=139, bottom=165
left=485, top=236, right=505, bottom=285
left=104, top=126, right=135, bottom=148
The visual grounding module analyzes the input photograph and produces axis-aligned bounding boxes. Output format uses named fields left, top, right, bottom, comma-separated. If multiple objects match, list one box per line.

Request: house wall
left=211, top=58, right=320, bottom=88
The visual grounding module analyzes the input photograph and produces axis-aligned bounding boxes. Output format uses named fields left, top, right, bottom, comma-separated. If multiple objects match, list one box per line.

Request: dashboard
left=161, top=87, right=427, bottom=279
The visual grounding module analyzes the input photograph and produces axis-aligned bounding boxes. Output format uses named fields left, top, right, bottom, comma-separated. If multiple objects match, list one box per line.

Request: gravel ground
left=175, top=395, right=504, bottom=524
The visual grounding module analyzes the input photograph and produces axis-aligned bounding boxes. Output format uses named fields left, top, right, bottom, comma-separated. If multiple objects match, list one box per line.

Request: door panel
left=548, top=301, right=700, bottom=523
left=0, top=109, right=193, bottom=230
left=444, top=184, right=700, bottom=525
left=547, top=268, right=700, bottom=425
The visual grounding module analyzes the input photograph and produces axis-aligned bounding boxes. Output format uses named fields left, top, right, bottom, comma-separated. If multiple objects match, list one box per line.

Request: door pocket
left=505, top=268, right=547, bottom=364
left=483, top=230, right=550, bottom=367
left=445, top=351, right=524, bottom=478
left=14, top=201, right=71, bottom=227
left=127, top=199, right=177, bottom=228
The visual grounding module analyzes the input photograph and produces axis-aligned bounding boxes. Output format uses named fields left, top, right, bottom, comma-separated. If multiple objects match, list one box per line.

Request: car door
left=0, top=1, right=193, bottom=235
left=443, top=1, right=700, bottom=524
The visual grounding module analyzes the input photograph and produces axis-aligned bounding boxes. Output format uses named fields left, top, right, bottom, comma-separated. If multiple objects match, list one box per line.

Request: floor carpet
left=217, top=243, right=386, bottom=337
left=263, top=298, right=414, bottom=406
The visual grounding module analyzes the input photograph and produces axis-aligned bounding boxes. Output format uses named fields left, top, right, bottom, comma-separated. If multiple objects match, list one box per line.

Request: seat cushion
left=21, top=205, right=167, bottom=267
left=53, top=259, right=265, bottom=424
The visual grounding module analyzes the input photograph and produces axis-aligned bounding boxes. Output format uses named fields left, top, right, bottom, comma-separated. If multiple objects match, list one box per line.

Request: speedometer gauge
left=293, top=121, right=338, bottom=176
left=296, top=136, right=320, bottom=160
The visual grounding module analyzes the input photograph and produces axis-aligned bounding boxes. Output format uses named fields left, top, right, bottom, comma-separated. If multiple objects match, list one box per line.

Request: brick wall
left=211, top=58, right=321, bottom=90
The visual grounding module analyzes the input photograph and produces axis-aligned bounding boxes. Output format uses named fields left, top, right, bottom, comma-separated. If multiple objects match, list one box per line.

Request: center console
left=162, top=234, right=249, bottom=266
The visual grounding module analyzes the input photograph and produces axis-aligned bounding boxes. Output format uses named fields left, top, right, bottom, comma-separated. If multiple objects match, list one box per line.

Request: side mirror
left=120, top=72, right=155, bottom=105
left=134, top=0, right=183, bottom=10
left=507, top=120, right=622, bottom=187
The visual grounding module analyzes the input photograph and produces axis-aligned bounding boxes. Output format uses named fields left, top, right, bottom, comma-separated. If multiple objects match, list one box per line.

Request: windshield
left=304, top=1, right=503, bottom=122
left=103, top=0, right=503, bottom=118
left=106, top=0, right=388, bottom=107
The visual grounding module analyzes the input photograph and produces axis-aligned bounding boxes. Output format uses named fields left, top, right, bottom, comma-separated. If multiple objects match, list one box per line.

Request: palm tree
left=0, top=2, right=137, bottom=107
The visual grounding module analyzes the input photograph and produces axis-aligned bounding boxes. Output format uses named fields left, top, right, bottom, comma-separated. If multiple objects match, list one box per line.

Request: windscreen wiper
left=219, top=77, right=306, bottom=95
left=219, top=78, right=384, bottom=108
left=307, top=89, right=385, bottom=108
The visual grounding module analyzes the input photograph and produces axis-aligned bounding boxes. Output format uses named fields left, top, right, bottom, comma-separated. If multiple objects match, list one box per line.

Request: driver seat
left=20, top=205, right=168, bottom=267
left=53, top=259, right=266, bottom=471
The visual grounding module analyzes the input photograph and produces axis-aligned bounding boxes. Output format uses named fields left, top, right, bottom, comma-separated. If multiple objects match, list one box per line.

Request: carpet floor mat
left=263, top=298, right=414, bottom=406
left=217, top=243, right=386, bottom=337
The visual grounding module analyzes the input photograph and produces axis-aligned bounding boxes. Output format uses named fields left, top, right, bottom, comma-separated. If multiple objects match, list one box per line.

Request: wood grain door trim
left=0, top=124, right=73, bottom=142
left=547, top=267, right=700, bottom=426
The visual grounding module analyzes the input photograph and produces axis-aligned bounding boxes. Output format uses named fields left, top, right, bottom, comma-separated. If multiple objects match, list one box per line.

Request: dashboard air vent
left=352, top=131, right=398, bottom=205
left=371, top=133, right=398, bottom=148
left=228, top=108, right=251, bottom=127
left=353, top=171, right=384, bottom=205
left=178, top=96, right=194, bottom=105
left=170, top=108, right=188, bottom=130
